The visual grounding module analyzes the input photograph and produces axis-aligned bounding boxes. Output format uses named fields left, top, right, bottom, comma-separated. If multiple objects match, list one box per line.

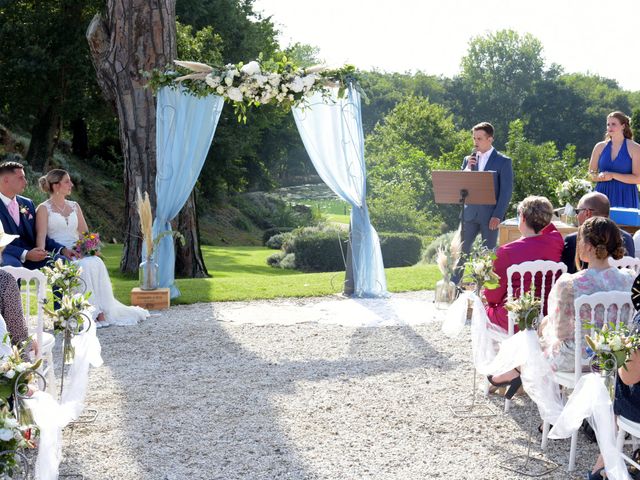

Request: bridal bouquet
left=73, top=231, right=102, bottom=257
left=505, top=290, right=541, bottom=331
left=585, top=322, right=640, bottom=372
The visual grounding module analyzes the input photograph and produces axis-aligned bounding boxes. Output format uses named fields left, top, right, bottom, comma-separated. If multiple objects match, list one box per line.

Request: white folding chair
left=616, top=416, right=640, bottom=471
left=610, top=256, right=640, bottom=274
left=541, top=290, right=634, bottom=471
left=0, top=266, right=56, bottom=396
left=485, top=260, right=567, bottom=412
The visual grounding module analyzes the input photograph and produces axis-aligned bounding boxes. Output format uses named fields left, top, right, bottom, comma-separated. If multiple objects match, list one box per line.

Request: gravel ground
left=56, top=291, right=600, bottom=479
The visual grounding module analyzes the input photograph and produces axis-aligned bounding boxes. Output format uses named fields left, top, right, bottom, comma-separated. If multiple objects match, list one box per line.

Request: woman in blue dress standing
left=589, top=111, right=640, bottom=208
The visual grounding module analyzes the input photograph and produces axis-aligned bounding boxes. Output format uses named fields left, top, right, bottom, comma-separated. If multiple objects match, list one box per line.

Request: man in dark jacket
left=561, top=191, right=635, bottom=273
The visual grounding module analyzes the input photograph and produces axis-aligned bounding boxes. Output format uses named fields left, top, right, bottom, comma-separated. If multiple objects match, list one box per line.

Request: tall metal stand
left=500, top=397, right=559, bottom=476
left=450, top=291, right=497, bottom=418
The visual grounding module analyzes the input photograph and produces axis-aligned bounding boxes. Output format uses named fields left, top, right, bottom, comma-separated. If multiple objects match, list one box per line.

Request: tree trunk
left=86, top=0, right=176, bottom=273
left=25, top=104, right=59, bottom=172
left=175, top=192, right=209, bottom=278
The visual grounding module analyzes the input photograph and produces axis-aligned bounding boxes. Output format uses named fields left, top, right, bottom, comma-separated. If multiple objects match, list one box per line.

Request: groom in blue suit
left=0, top=161, right=73, bottom=268
left=452, top=122, right=513, bottom=284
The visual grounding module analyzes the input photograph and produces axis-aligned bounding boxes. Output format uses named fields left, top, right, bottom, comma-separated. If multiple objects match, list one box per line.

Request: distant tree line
left=0, top=2, right=638, bottom=239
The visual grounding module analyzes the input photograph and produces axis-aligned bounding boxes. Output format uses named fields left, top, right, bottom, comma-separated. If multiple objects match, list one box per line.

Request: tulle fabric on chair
left=548, top=374, right=631, bottom=480
left=442, top=292, right=564, bottom=423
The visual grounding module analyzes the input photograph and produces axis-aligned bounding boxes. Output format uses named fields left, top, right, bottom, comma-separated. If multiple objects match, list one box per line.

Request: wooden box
left=130, top=287, right=170, bottom=310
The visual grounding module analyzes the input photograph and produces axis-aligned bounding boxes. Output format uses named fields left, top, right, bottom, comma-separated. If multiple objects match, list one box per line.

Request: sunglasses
left=575, top=208, right=593, bottom=214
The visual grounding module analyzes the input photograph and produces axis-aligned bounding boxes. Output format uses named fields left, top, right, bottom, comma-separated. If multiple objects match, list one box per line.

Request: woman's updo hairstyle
left=38, top=169, right=68, bottom=194
left=606, top=111, right=633, bottom=140
left=578, top=216, right=625, bottom=261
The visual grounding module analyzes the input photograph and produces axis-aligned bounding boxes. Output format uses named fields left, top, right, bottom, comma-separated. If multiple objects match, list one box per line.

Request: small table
left=498, top=219, right=577, bottom=246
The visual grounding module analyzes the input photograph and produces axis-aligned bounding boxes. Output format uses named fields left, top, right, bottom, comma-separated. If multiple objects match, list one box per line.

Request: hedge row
left=290, top=231, right=422, bottom=272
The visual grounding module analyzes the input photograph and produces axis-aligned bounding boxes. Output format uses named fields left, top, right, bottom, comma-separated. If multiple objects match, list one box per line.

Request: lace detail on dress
left=45, top=200, right=79, bottom=249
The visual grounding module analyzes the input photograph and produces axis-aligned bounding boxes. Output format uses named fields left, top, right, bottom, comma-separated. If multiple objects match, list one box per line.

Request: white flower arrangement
left=147, top=57, right=359, bottom=123
left=555, top=177, right=593, bottom=207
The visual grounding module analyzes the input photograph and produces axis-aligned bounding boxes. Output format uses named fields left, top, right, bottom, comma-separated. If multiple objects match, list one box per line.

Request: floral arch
left=149, top=58, right=387, bottom=300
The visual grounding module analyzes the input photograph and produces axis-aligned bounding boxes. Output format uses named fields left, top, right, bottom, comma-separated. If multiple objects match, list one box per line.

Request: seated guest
left=561, top=191, right=634, bottom=274
left=0, top=223, right=34, bottom=354
left=489, top=217, right=634, bottom=398
left=484, top=196, right=564, bottom=332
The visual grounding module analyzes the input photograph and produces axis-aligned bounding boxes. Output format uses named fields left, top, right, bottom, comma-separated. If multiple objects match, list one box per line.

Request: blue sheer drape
left=292, top=86, right=388, bottom=297
left=154, top=87, right=224, bottom=298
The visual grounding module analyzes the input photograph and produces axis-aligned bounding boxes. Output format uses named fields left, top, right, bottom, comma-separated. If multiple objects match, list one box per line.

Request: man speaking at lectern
left=452, top=122, right=513, bottom=284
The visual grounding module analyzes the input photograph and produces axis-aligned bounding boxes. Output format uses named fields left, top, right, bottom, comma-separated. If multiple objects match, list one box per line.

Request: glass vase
left=139, top=255, right=159, bottom=291
left=590, top=353, right=617, bottom=400
left=435, top=278, right=457, bottom=309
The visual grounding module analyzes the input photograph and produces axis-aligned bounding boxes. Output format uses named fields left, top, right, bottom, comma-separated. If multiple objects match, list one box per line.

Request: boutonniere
left=19, top=205, right=33, bottom=220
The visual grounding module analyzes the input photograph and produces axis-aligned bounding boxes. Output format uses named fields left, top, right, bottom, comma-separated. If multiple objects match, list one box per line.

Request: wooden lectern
left=431, top=170, right=496, bottom=241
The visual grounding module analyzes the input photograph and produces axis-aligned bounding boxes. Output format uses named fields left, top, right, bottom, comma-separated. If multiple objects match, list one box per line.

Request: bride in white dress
left=35, top=169, right=148, bottom=327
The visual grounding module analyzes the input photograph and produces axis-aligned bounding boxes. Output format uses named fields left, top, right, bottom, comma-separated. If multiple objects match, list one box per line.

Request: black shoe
left=487, top=374, right=522, bottom=400
left=586, top=467, right=606, bottom=479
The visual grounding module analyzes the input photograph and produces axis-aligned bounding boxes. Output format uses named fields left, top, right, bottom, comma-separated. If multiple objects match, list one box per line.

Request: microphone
left=470, top=149, right=478, bottom=171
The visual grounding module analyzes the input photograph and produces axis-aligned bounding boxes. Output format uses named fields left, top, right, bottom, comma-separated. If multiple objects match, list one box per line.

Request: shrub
left=266, top=251, right=284, bottom=267
left=262, top=227, right=294, bottom=245
left=277, top=228, right=422, bottom=272
left=265, top=232, right=291, bottom=250
left=378, top=233, right=423, bottom=267
left=292, top=230, right=350, bottom=272
left=279, top=253, right=296, bottom=269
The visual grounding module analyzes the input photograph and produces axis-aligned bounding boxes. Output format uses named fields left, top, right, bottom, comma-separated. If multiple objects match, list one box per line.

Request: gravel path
left=57, top=291, right=600, bottom=479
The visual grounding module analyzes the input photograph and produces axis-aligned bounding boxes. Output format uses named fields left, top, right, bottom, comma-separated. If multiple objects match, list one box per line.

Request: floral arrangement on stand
left=0, top=343, right=41, bottom=476
left=464, top=245, right=500, bottom=296
left=145, top=54, right=360, bottom=122
left=555, top=177, right=593, bottom=208
left=505, top=290, right=541, bottom=331
left=73, top=231, right=102, bottom=257
left=42, top=259, right=91, bottom=363
left=585, top=322, right=640, bottom=372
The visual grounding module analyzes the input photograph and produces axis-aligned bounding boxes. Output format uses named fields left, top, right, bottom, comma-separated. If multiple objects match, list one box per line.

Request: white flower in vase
left=610, top=334, right=623, bottom=351
left=0, top=428, right=13, bottom=441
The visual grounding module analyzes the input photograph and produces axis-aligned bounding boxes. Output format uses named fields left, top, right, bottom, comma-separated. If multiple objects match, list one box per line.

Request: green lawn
left=103, top=244, right=439, bottom=304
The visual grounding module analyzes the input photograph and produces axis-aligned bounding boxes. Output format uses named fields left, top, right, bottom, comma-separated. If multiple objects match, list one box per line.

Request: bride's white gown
left=45, top=201, right=148, bottom=326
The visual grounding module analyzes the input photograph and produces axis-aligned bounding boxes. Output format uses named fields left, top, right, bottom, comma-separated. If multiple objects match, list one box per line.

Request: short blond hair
left=517, top=196, right=553, bottom=233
